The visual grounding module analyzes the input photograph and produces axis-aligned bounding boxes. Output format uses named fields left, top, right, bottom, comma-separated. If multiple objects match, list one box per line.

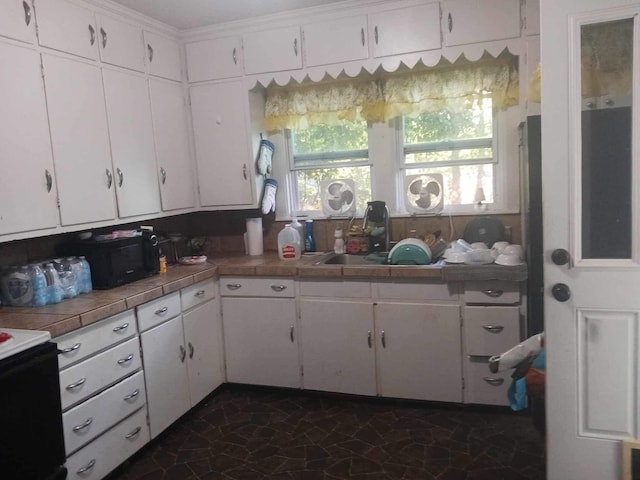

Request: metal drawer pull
left=100, top=27, right=107, bottom=48
left=271, top=285, right=287, bottom=292
left=106, top=168, right=113, bottom=189
left=290, top=325, right=294, bottom=342
left=293, top=38, right=298, bottom=56
left=448, top=13, right=453, bottom=32
left=113, top=322, right=129, bottom=332
left=179, top=345, right=186, bottom=363
left=77, top=459, right=96, bottom=474
left=232, top=47, right=237, bottom=64
left=374, top=26, right=379, bottom=44
left=66, top=377, right=86, bottom=391
left=72, top=417, right=93, bottom=432
left=123, top=389, right=140, bottom=401
left=483, top=377, right=505, bottom=386
left=226, top=283, right=242, bottom=290
left=243, top=163, right=248, bottom=180
left=482, top=289, right=504, bottom=298
left=188, top=342, right=194, bottom=359
left=125, top=426, right=142, bottom=439
left=23, top=1, right=31, bottom=26
left=45, top=169, right=53, bottom=192
left=88, top=24, right=95, bottom=46
left=160, top=167, right=167, bottom=184
left=60, top=342, right=81, bottom=354
left=360, top=27, right=365, bottom=46
left=147, top=43, right=154, bottom=62
left=117, top=354, right=134, bottom=365
left=367, top=330, right=372, bottom=348
left=155, top=306, right=168, bottom=315
left=381, top=330, right=386, bottom=348
left=117, top=168, right=124, bottom=187
left=482, top=325, right=504, bottom=333
left=195, top=290, right=206, bottom=297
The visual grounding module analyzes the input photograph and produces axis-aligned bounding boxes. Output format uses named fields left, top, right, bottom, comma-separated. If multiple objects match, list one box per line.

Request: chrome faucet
left=363, top=201, right=390, bottom=252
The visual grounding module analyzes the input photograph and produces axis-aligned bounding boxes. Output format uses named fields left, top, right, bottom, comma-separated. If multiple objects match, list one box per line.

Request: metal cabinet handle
left=23, top=2, right=31, bottom=27
left=77, top=459, right=96, bottom=474
left=381, top=330, right=386, bottom=348
left=360, top=27, right=365, bottom=46
left=160, top=167, right=167, bottom=184
left=293, top=38, right=298, bottom=56
left=106, top=169, right=113, bottom=189
left=100, top=27, right=107, bottom=48
left=125, top=426, right=142, bottom=439
left=88, top=24, right=95, bottom=46
left=243, top=164, right=247, bottom=180
left=374, top=26, right=379, bottom=44
left=367, top=330, right=372, bottom=348
left=226, top=283, right=242, bottom=290
left=188, top=342, right=194, bottom=359
left=482, top=325, right=504, bottom=333
left=155, top=306, right=168, bottom=315
left=147, top=43, right=154, bottom=62
left=195, top=290, right=206, bottom=297
left=72, top=417, right=93, bottom=432
left=61, top=342, right=81, bottom=354
left=117, top=354, right=134, bottom=365
left=116, top=168, right=124, bottom=187
left=232, top=47, right=237, bottom=65
left=290, top=325, right=294, bottom=342
left=179, top=345, right=186, bottom=363
left=483, top=377, right=505, bottom=386
left=45, top=169, right=53, bottom=192
left=66, top=377, right=86, bottom=391
left=482, top=289, right=503, bottom=298
left=448, top=13, right=453, bottom=33
left=123, top=389, right=140, bottom=401
left=112, top=322, right=129, bottom=332
left=271, top=285, right=286, bottom=292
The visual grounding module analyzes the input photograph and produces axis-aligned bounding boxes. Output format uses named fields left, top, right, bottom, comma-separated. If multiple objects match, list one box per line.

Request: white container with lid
left=278, top=224, right=301, bottom=261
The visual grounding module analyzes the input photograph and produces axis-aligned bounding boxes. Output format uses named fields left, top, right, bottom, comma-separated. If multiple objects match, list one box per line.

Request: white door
left=543, top=1, right=640, bottom=478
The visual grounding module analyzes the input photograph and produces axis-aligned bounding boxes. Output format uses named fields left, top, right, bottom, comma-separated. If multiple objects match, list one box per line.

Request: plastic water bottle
left=54, top=259, right=78, bottom=299
left=79, top=256, right=92, bottom=293
left=30, top=265, right=48, bottom=307
left=43, top=263, right=63, bottom=304
left=278, top=224, right=301, bottom=261
left=290, top=217, right=305, bottom=253
left=305, top=219, right=316, bottom=252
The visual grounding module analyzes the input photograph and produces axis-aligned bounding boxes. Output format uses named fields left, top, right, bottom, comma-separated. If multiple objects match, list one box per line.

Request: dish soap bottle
left=305, top=219, right=316, bottom=252
left=278, top=224, right=301, bottom=260
left=334, top=227, right=345, bottom=254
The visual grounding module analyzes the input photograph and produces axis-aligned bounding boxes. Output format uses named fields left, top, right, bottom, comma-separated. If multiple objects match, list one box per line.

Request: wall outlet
left=622, top=439, right=640, bottom=480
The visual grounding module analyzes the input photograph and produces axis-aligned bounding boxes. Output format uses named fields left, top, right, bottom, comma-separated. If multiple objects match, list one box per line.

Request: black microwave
left=67, top=232, right=160, bottom=289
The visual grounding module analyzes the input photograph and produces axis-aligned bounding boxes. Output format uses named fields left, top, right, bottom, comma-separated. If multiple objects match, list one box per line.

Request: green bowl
left=389, top=243, right=432, bottom=265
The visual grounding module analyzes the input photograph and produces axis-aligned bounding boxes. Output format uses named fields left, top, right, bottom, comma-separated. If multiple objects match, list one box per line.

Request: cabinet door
left=369, top=3, right=441, bottom=58
left=190, top=80, right=254, bottom=207
left=243, top=25, right=302, bottom=74
left=303, top=14, right=368, bottom=67
left=0, top=42, right=58, bottom=235
left=0, top=0, right=36, bottom=44
left=183, top=299, right=224, bottom=405
left=102, top=68, right=160, bottom=218
left=148, top=78, right=195, bottom=211
left=299, top=299, right=376, bottom=396
left=222, top=297, right=300, bottom=388
left=144, top=31, right=182, bottom=81
left=186, top=36, right=242, bottom=82
left=442, top=0, right=521, bottom=47
left=140, top=316, right=190, bottom=439
left=96, top=14, right=145, bottom=72
left=35, top=0, right=98, bottom=60
left=376, top=302, right=462, bottom=402
left=42, top=54, right=116, bottom=226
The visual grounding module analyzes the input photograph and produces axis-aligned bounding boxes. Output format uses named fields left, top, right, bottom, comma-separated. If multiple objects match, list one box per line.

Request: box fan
left=405, top=174, right=444, bottom=214
left=320, top=179, right=356, bottom=217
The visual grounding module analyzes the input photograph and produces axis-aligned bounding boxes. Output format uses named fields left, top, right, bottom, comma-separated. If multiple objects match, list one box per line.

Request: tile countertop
left=0, top=253, right=527, bottom=337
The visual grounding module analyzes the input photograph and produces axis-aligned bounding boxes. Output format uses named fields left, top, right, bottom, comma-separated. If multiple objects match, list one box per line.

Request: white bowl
left=503, top=244, right=524, bottom=260
left=492, top=241, right=510, bottom=252
left=445, top=251, right=468, bottom=264
left=465, top=249, right=493, bottom=264
left=471, top=242, right=489, bottom=250
left=495, top=253, right=523, bottom=266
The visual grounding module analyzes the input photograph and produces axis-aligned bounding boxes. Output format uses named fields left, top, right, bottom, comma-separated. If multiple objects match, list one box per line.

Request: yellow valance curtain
left=264, top=54, right=519, bottom=132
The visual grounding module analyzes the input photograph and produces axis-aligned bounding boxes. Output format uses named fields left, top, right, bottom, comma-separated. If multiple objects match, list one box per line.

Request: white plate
left=178, top=255, right=207, bottom=265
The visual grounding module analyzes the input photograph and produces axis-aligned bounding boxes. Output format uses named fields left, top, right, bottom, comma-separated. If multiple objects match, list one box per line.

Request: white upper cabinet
left=525, top=0, right=540, bottom=36
left=243, top=25, right=302, bottom=74
left=42, top=54, right=116, bottom=226
left=102, top=68, right=161, bottom=218
left=143, top=31, right=182, bottom=81
left=148, top=78, right=195, bottom=211
left=303, top=14, right=368, bottom=67
left=96, top=14, right=145, bottom=72
left=369, top=3, right=441, bottom=58
left=0, top=0, right=36, bottom=44
left=442, top=0, right=521, bottom=47
left=0, top=42, right=58, bottom=235
left=185, top=36, right=242, bottom=82
left=35, top=0, right=99, bottom=60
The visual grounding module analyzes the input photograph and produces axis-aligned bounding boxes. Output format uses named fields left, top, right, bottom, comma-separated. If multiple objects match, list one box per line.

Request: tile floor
left=109, top=385, right=545, bottom=480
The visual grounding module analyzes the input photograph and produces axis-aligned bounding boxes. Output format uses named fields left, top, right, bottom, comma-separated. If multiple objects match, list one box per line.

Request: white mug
left=503, top=244, right=525, bottom=260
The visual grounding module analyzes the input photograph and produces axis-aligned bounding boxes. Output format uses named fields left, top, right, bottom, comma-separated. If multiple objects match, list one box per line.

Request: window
left=288, top=121, right=372, bottom=216
left=401, top=95, right=496, bottom=210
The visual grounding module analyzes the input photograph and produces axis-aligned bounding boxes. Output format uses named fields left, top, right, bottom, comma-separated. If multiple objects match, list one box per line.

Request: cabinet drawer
left=299, top=279, right=370, bottom=298
left=181, top=278, right=216, bottom=311
left=136, top=291, right=181, bottom=332
left=375, top=280, right=459, bottom=301
left=220, top=277, right=295, bottom=298
left=62, top=371, right=146, bottom=455
left=59, top=337, right=142, bottom=410
left=463, top=356, right=510, bottom=406
left=65, top=406, right=149, bottom=480
left=464, top=280, right=520, bottom=305
left=56, top=310, right=137, bottom=369
left=464, top=306, right=521, bottom=356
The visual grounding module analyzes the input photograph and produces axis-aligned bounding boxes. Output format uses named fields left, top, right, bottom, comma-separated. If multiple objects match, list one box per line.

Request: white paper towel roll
left=246, top=217, right=264, bottom=256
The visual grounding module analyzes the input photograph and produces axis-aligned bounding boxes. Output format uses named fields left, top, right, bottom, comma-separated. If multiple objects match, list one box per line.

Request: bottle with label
left=78, top=256, right=93, bottom=293
left=334, top=227, right=345, bottom=254
left=29, top=264, right=48, bottom=307
left=278, top=224, right=301, bottom=261
left=43, top=263, right=63, bottom=304
left=290, top=217, right=305, bottom=253
left=305, top=219, right=316, bottom=252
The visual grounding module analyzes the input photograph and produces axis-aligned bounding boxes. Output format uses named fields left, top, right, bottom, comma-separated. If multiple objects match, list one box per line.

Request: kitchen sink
left=314, top=253, right=388, bottom=266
